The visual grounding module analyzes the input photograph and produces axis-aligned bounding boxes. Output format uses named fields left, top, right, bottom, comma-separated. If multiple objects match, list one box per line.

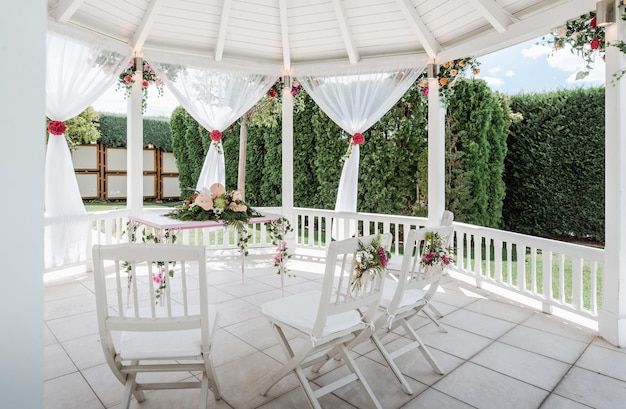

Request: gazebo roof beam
left=50, top=0, right=85, bottom=23
left=394, top=0, right=440, bottom=58
left=279, top=0, right=291, bottom=72
left=214, top=0, right=233, bottom=62
left=469, top=0, right=518, bottom=33
left=131, top=0, right=165, bottom=54
left=331, top=0, right=359, bottom=64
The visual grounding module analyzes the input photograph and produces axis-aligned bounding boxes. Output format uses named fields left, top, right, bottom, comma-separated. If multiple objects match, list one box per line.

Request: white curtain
left=45, top=21, right=131, bottom=267
left=145, top=52, right=280, bottom=190
left=297, top=65, right=424, bottom=238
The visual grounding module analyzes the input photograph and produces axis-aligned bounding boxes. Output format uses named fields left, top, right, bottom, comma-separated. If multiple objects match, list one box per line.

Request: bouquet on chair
left=352, top=234, right=391, bottom=291
left=420, top=231, right=453, bottom=276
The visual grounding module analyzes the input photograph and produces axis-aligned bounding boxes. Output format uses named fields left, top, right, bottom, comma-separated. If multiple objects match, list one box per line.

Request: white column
left=0, top=0, right=45, bottom=407
left=281, top=76, right=294, bottom=222
left=127, top=56, right=144, bottom=214
left=599, top=6, right=626, bottom=347
left=427, top=74, right=446, bottom=226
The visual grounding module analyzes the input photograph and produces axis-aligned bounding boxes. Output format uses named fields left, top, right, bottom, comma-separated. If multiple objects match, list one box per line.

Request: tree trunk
left=237, top=113, right=249, bottom=199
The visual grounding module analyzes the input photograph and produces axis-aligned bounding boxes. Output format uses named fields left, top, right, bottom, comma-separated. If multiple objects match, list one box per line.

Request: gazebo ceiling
left=47, top=0, right=595, bottom=73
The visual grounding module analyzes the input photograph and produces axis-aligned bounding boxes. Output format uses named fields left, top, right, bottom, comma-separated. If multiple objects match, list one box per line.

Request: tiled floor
left=44, top=247, right=626, bottom=409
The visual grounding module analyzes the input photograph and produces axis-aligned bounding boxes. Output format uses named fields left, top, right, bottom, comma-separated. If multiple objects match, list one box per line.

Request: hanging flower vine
left=543, top=11, right=626, bottom=82
left=340, top=132, right=365, bottom=162
left=116, top=59, right=164, bottom=113
left=415, top=57, right=481, bottom=106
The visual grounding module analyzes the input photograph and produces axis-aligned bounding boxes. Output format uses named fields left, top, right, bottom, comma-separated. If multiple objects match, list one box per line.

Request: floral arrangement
left=47, top=120, right=67, bottom=136
left=543, top=11, right=626, bottom=82
left=420, top=231, right=453, bottom=270
left=416, top=58, right=481, bottom=106
left=265, top=217, right=294, bottom=277
left=352, top=233, right=391, bottom=291
left=210, top=129, right=223, bottom=154
left=268, top=78, right=301, bottom=98
left=340, top=132, right=365, bottom=162
left=116, top=59, right=164, bottom=112
left=165, top=183, right=262, bottom=256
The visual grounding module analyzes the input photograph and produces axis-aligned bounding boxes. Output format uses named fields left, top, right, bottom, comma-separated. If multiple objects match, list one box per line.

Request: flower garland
left=352, top=233, right=391, bottom=291
left=116, top=59, right=164, bottom=113
left=420, top=231, right=453, bottom=271
left=416, top=58, right=480, bottom=106
left=544, top=11, right=626, bottom=82
left=210, top=129, right=223, bottom=154
left=47, top=120, right=67, bottom=136
left=340, top=132, right=365, bottom=162
left=265, top=217, right=294, bottom=277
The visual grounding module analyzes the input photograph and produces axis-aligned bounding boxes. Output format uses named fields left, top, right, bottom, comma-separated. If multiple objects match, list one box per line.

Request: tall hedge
left=504, top=87, right=604, bottom=241
left=98, top=113, right=173, bottom=151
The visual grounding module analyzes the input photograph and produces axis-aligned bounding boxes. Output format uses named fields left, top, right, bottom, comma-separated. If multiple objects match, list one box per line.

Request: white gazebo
left=3, top=0, right=626, bottom=407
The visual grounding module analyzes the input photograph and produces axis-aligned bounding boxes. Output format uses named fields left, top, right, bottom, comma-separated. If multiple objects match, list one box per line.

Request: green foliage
left=504, top=87, right=605, bottom=242
left=47, top=107, right=101, bottom=149
left=98, top=113, right=173, bottom=151
left=170, top=107, right=195, bottom=197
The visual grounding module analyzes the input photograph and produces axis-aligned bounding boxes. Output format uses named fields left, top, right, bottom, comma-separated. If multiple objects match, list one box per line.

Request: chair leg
left=401, top=320, right=444, bottom=375
left=120, top=373, right=142, bottom=409
left=422, top=307, right=448, bottom=333
left=337, top=344, right=383, bottom=409
left=199, top=375, right=209, bottom=409
left=370, top=332, right=414, bottom=395
left=295, top=365, right=323, bottom=409
left=259, top=343, right=313, bottom=396
left=427, top=303, right=444, bottom=318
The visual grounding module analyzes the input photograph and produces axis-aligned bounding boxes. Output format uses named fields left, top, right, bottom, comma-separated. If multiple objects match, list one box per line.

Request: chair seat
left=262, top=290, right=362, bottom=337
left=380, top=278, right=425, bottom=309
left=120, top=305, right=218, bottom=360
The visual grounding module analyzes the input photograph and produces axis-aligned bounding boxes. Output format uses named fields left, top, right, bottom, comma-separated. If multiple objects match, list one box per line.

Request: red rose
left=142, top=80, right=149, bottom=88
left=590, top=16, right=597, bottom=28
left=47, top=120, right=66, bottom=136
left=124, top=75, right=132, bottom=83
left=210, top=130, right=223, bottom=141
left=351, top=132, right=365, bottom=145
left=590, top=38, right=600, bottom=50
left=268, top=89, right=277, bottom=98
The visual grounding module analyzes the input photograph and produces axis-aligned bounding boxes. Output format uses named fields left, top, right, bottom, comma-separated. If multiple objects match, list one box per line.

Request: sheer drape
left=145, top=52, right=279, bottom=190
left=46, top=21, right=131, bottom=266
left=298, top=65, right=424, bottom=238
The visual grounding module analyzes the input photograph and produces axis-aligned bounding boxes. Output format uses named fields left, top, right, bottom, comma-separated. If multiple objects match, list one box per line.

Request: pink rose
left=232, top=190, right=243, bottom=201
left=124, top=75, right=132, bottom=83
left=209, top=183, right=226, bottom=198
left=194, top=194, right=213, bottom=211
left=210, top=130, right=222, bottom=141
left=235, top=204, right=247, bottom=212
left=351, top=133, right=365, bottom=145
left=422, top=87, right=429, bottom=96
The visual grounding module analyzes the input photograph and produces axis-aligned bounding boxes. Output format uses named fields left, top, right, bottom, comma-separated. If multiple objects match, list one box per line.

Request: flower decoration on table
left=340, top=132, right=365, bottom=162
left=47, top=120, right=67, bottom=136
left=165, top=183, right=262, bottom=256
left=416, top=57, right=480, bottom=106
left=265, top=217, right=294, bottom=278
left=352, top=233, right=391, bottom=291
left=420, top=231, right=453, bottom=275
left=210, top=129, right=223, bottom=154
left=116, top=59, right=164, bottom=113
left=542, top=11, right=626, bottom=83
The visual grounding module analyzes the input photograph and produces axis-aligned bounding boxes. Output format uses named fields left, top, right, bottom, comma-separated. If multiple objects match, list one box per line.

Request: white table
left=128, top=211, right=281, bottom=283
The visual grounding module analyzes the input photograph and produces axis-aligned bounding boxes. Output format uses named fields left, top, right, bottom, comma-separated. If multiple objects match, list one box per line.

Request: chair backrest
left=386, top=226, right=453, bottom=314
left=311, top=233, right=392, bottom=338
left=92, top=243, right=211, bottom=353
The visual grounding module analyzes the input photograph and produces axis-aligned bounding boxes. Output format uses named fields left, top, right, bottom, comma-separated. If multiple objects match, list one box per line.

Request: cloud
left=546, top=45, right=605, bottom=84
left=521, top=44, right=551, bottom=60
left=504, top=70, right=515, bottom=77
left=488, top=67, right=502, bottom=75
left=480, top=76, right=505, bottom=87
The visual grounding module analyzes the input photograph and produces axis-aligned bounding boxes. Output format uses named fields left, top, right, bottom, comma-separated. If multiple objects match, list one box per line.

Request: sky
left=91, top=37, right=606, bottom=118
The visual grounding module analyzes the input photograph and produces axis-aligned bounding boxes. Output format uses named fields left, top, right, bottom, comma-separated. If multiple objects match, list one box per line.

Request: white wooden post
left=282, top=76, right=294, bottom=222
left=127, top=55, right=144, bottom=214
left=427, top=67, right=446, bottom=226
left=0, top=1, right=45, bottom=406
left=599, top=4, right=626, bottom=347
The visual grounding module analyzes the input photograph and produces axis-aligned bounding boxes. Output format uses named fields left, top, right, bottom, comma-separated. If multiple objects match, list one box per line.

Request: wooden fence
left=71, top=144, right=181, bottom=200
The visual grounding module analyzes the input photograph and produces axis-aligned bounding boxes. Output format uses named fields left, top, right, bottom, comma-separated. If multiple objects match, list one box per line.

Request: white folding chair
left=259, top=233, right=392, bottom=409
left=93, top=243, right=221, bottom=409
left=368, top=227, right=452, bottom=394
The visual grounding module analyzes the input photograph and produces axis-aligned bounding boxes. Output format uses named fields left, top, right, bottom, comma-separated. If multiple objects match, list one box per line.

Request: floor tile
left=46, top=310, right=99, bottom=342
left=401, top=388, right=475, bottom=408
left=464, top=297, right=536, bottom=323
left=522, top=313, right=597, bottom=343
left=417, top=324, right=493, bottom=360
left=434, top=362, right=548, bottom=409
left=498, top=324, right=588, bottom=364
left=44, top=343, right=77, bottom=380
left=553, top=366, right=626, bottom=408
left=62, top=333, right=107, bottom=370
left=440, top=308, right=517, bottom=339
left=44, top=372, right=105, bottom=409
left=540, top=393, right=594, bottom=408
left=575, top=343, right=626, bottom=382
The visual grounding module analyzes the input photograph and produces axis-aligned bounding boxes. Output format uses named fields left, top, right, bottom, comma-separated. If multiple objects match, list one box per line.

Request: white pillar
left=0, top=1, right=45, bottom=407
left=281, top=77, right=294, bottom=222
left=127, top=56, right=144, bottom=214
left=599, top=5, right=626, bottom=347
left=427, top=74, right=446, bottom=226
